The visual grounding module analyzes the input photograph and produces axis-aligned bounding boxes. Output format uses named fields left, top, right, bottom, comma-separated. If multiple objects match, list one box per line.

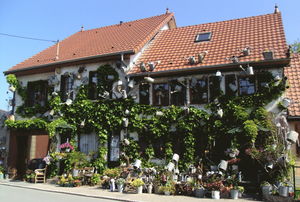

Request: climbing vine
left=5, top=70, right=288, bottom=176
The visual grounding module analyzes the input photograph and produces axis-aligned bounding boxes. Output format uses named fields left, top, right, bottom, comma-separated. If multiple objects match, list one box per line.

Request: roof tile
left=129, top=13, right=288, bottom=74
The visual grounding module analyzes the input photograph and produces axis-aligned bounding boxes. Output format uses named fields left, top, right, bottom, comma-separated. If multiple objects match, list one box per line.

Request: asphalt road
left=0, top=184, right=118, bottom=202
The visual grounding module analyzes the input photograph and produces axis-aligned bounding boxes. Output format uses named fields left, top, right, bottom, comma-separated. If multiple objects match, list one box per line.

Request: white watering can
left=218, top=160, right=228, bottom=171
left=287, top=131, right=299, bottom=144
left=172, top=153, right=179, bottom=162
left=166, top=162, right=175, bottom=172
left=133, top=159, right=142, bottom=169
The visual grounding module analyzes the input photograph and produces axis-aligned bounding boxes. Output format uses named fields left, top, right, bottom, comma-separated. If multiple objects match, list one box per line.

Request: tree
left=290, top=40, right=300, bottom=53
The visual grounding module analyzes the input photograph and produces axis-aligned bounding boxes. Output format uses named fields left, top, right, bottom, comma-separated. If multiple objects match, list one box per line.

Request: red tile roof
left=129, top=12, right=288, bottom=75
left=285, top=53, right=300, bottom=117
left=7, top=13, right=174, bottom=73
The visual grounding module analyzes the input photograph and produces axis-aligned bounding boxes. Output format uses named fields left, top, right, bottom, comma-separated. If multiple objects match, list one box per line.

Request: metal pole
left=293, top=165, right=296, bottom=199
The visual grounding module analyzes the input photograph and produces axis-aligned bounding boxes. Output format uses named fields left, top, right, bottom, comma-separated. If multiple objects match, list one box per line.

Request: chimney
left=55, top=40, right=60, bottom=60
left=120, top=21, right=123, bottom=25
left=166, top=8, right=169, bottom=14
left=274, top=4, right=280, bottom=13
left=81, top=25, right=84, bottom=32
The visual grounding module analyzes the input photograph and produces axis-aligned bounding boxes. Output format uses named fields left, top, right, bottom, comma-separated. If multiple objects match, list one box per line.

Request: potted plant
left=67, top=151, right=88, bottom=177
left=159, top=182, right=176, bottom=195
left=72, top=178, right=82, bottom=187
left=0, top=166, right=4, bottom=179
left=237, top=186, right=244, bottom=198
left=116, top=178, right=126, bottom=193
left=261, top=181, right=272, bottom=198
left=206, top=181, right=223, bottom=199
left=90, top=173, right=101, bottom=186
left=194, top=185, right=206, bottom=198
left=278, top=181, right=290, bottom=197
left=147, top=182, right=153, bottom=194
left=131, top=178, right=145, bottom=194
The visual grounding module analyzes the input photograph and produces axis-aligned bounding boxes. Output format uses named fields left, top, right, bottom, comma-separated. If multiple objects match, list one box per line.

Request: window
left=79, top=133, right=98, bottom=155
left=60, top=75, right=74, bottom=102
left=225, top=74, right=238, bottom=96
left=170, top=82, right=185, bottom=106
left=256, top=71, right=273, bottom=92
left=190, top=77, right=208, bottom=104
left=139, top=83, right=150, bottom=105
left=153, top=83, right=169, bottom=106
left=209, top=76, right=221, bottom=101
left=27, top=80, right=48, bottom=107
left=88, top=71, right=98, bottom=100
left=239, top=76, right=255, bottom=95
left=195, top=32, right=211, bottom=42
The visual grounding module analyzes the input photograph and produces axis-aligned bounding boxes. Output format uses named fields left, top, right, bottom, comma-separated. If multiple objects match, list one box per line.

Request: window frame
left=152, top=83, right=170, bottom=106
left=195, top=32, right=212, bottom=42
left=60, top=74, right=74, bottom=102
left=238, top=75, right=256, bottom=96
left=26, top=80, right=48, bottom=107
left=190, top=77, right=209, bottom=104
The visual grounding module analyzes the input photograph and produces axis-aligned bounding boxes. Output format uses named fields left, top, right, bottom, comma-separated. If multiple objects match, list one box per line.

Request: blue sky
left=0, top=0, right=299, bottom=111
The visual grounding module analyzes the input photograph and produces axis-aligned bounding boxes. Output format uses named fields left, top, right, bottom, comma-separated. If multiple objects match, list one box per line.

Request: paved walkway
left=0, top=179, right=259, bottom=202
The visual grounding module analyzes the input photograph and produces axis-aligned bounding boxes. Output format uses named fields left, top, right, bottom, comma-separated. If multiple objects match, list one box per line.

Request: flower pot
left=137, top=185, right=143, bottom=194
left=287, top=131, right=299, bottom=144
left=238, top=192, right=242, bottom=198
left=110, top=179, right=116, bottom=192
left=278, top=186, right=289, bottom=197
left=195, top=188, right=205, bottom=198
left=164, top=191, right=171, bottom=195
left=72, top=169, right=79, bottom=177
left=212, top=190, right=220, bottom=199
left=230, top=189, right=239, bottom=199
left=218, top=160, right=228, bottom=171
left=261, top=185, right=272, bottom=198
left=118, top=184, right=123, bottom=193
left=147, top=184, right=153, bottom=194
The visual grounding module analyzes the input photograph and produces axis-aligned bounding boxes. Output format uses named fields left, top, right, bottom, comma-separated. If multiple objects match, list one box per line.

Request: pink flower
left=59, top=142, right=74, bottom=150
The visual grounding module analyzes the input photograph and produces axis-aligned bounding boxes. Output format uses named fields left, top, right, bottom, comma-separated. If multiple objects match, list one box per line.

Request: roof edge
left=4, top=50, right=134, bottom=75
left=128, top=58, right=290, bottom=77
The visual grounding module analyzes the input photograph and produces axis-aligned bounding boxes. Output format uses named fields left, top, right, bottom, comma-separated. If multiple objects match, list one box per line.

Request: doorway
left=16, top=136, right=29, bottom=179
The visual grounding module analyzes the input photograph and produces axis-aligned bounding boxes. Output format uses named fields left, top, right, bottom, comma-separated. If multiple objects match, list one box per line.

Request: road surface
left=0, top=184, right=118, bottom=202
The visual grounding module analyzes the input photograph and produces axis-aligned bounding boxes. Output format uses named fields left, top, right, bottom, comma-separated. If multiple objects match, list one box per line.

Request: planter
left=278, top=186, right=289, bottom=197
left=238, top=192, right=243, bottom=198
left=164, top=191, right=171, bottom=195
left=117, top=184, right=124, bottom=193
left=110, top=179, right=116, bottom=192
left=218, top=160, right=228, bottom=171
left=195, top=187, right=205, bottom=198
left=287, top=131, right=299, bottom=144
left=261, top=185, right=272, bottom=198
left=212, top=190, right=220, bottom=199
left=263, top=51, right=273, bottom=60
left=147, top=184, right=153, bottom=194
left=72, top=169, right=79, bottom=177
left=137, top=186, right=143, bottom=194
left=230, top=189, right=239, bottom=199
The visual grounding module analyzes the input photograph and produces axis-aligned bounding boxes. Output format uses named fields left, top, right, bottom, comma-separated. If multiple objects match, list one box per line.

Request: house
left=0, top=109, right=9, bottom=169
left=4, top=6, right=296, bottom=184
left=286, top=53, right=300, bottom=157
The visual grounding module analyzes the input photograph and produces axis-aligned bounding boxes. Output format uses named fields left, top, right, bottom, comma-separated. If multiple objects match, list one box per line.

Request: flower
left=43, top=155, right=52, bottom=165
left=59, top=142, right=74, bottom=151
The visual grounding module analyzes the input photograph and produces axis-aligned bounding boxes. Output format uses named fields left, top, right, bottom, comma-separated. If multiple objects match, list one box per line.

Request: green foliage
left=66, top=151, right=89, bottom=169
left=6, top=74, right=19, bottom=87
left=103, top=168, right=121, bottom=178
left=5, top=118, right=47, bottom=130
left=291, top=40, right=300, bottom=53
left=243, top=120, right=258, bottom=144
left=131, top=178, right=145, bottom=187
left=96, top=64, right=119, bottom=95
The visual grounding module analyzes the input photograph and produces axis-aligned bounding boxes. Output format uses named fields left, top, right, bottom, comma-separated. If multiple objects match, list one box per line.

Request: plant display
left=90, top=173, right=101, bottom=186
left=59, top=142, right=74, bottom=151
left=131, top=178, right=145, bottom=187
left=5, top=68, right=292, bottom=191
left=116, top=178, right=126, bottom=185
left=103, top=168, right=121, bottom=179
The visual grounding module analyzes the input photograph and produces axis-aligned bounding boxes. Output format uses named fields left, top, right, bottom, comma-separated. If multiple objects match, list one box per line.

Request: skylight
left=195, top=32, right=211, bottom=42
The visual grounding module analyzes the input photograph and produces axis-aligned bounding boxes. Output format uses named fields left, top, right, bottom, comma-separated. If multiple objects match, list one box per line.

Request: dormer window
left=195, top=32, right=211, bottom=42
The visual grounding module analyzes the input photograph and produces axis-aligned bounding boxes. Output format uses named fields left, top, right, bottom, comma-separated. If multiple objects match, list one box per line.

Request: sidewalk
left=0, top=179, right=259, bottom=202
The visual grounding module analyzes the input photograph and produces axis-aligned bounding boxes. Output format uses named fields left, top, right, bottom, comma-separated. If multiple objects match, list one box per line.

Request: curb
left=0, top=181, right=139, bottom=202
